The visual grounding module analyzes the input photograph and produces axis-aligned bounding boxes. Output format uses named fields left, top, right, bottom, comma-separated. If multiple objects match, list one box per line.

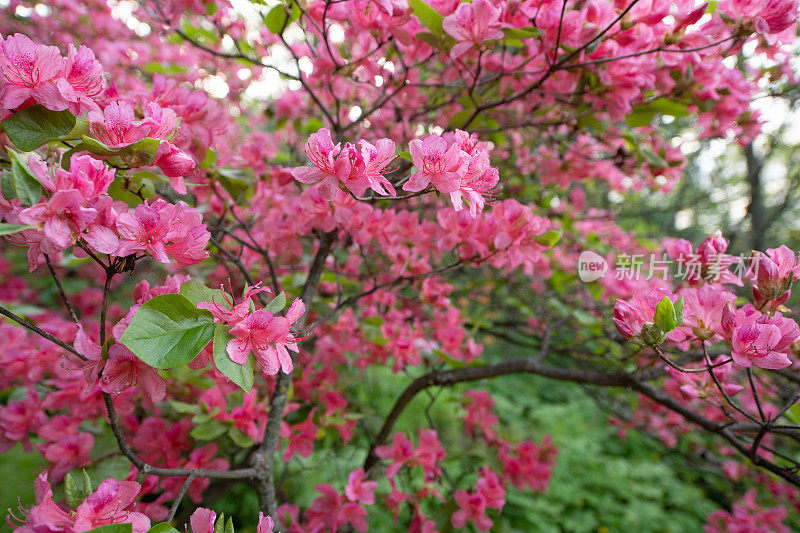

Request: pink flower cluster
left=199, top=285, right=306, bottom=375
left=704, top=489, right=790, bottom=533
left=89, top=100, right=197, bottom=193
left=746, top=245, right=800, bottom=310
left=11, top=472, right=150, bottom=533
left=287, top=467, right=377, bottom=532
left=1, top=154, right=209, bottom=270
left=443, top=0, right=505, bottom=59
left=451, top=466, right=506, bottom=531
left=721, top=302, right=799, bottom=370
left=292, top=128, right=396, bottom=200
left=0, top=33, right=104, bottom=116
left=405, top=130, right=500, bottom=217
left=375, top=429, right=445, bottom=481
left=292, top=128, right=500, bottom=216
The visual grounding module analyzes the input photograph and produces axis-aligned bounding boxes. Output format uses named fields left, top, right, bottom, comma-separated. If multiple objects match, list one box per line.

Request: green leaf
left=225, top=516, right=234, bottom=533
left=0, top=223, right=36, bottom=235
left=81, top=135, right=120, bottom=156
left=2, top=105, right=76, bottom=151
left=122, top=138, right=161, bottom=167
left=264, top=291, right=286, bottom=314
left=264, top=3, right=300, bottom=34
left=217, top=168, right=254, bottom=201
left=180, top=279, right=229, bottom=307
left=653, top=296, right=683, bottom=333
left=409, top=0, right=444, bottom=34
left=87, top=525, right=133, bottom=533
left=228, top=426, right=255, bottom=447
left=213, top=324, right=255, bottom=393
left=536, top=230, right=561, bottom=247
left=119, top=294, right=215, bottom=369
left=214, top=513, right=226, bottom=533
left=7, top=149, right=43, bottom=206
left=625, top=110, right=657, bottom=128
left=147, top=524, right=181, bottom=533
left=647, top=97, right=690, bottom=117
left=640, top=146, right=668, bottom=168
left=64, top=473, right=81, bottom=508
left=190, top=420, right=228, bottom=441
left=502, top=26, right=541, bottom=40
left=82, top=469, right=93, bottom=495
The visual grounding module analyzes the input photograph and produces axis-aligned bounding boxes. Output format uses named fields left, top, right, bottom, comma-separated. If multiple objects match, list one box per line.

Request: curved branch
left=362, top=356, right=800, bottom=487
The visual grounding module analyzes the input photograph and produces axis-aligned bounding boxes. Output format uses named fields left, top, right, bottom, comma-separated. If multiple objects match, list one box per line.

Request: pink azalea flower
left=359, top=138, right=397, bottom=196
left=88, top=101, right=151, bottom=148
left=476, top=466, right=505, bottom=510
left=404, top=135, right=466, bottom=194
left=115, top=202, right=171, bottom=263
left=41, top=433, right=94, bottom=482
left=30, top=153, right=115, bottom=200
left=198, top=283, right=271, bottom=325
left=449, top=151, right=499, bottom=217
left=152, top=142, right=195, bottom=194
left=345, top=467, right=378, bottom=505
left=190, top=508, right=217, bottom=533
left=292, top=128, right=341, bottom=200
left=19, top=190, right=97, bottom=251
left=0, top=33, right=68, bottom=111
left=61, top=43, right=105, bottom=113
left=338, top=502, right=368, bottom=532
left=257, top=512, right=275, bottom=533
left=335, top=142, right=371, bottom=197
left=451, top=490, right=492, bottom=531
left=100, top=344, right=167, bottom=402
left=227, top=310, right=294, bottom=374
left=731, top=323, right=792, bottom=370
left=442, top=0, right=505, bottom=58
left=73, top=478, right=151, bottom=532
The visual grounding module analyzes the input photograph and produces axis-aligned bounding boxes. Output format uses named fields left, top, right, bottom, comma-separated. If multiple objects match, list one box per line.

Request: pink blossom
left=345, top=467, right=378, bottom=505
left=292, top=128, right=341, bottom=200
left=228, top=310, right=295, bottom=374
left=731, top=323, right=792, bottom=370
left=115, top=202, right=171, bottom=262
left=404, top=135, right=465, bottom=194
left=88, top=101, right=151, bottom=148
left=190, top=508, right=217, bottom=533
left=0, top=33, right=68, bottom=111
left=476, top=466, right=505, bottom=510
left=19, top=190, right=97, bottom=251
left=41, top=433, right=94, bottom=482
left=359, top=138, right=397, bottom=196
left=442, top=0, right=505, bottom=58
left=451, top=490, right=492, bottom=531
left=198, top=284, right=271, bottom=325
left=335, top=142, right=371, bottom=197
left=61, top=44, right=105, bottom=113
left=73, top=478, right=151, bottom=532
left=100, top=344, right=167, bottom=402
left=257, top=512, right=275, bottom=533
left=153, top=142, right=195, bottom=194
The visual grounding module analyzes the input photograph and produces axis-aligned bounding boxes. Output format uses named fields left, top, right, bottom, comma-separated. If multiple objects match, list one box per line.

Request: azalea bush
left=1, top=0, right=800, bottom=531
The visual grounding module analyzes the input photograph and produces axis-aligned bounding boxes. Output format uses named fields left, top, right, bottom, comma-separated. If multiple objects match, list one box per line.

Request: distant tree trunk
left=745, top=142, right=766, bottom=251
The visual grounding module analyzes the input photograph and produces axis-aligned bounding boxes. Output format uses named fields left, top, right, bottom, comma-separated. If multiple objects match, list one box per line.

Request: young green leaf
left=7, top=149, right=43, bottom=206
left=119, top=294, right=215, bottom=369
left=0, top=223, right=36, bottom=235
left=409, top=0, right=445, bottom=34
left=653, top=296, right=683, bottom=333
left=264, top=291, right=286, bottom=314
left=212, top=324, right=255, bottom=392
left=2, top=105, right=77, bottom=151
